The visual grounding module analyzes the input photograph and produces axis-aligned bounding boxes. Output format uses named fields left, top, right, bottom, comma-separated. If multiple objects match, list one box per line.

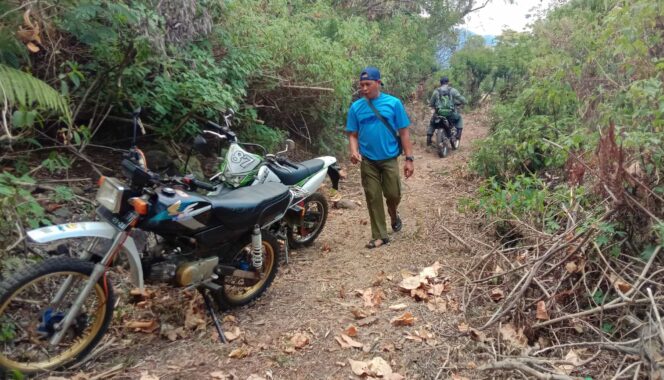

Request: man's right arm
left=428, top=90, right=438, bottom=108
left=346, top=107, right=362, bottom=164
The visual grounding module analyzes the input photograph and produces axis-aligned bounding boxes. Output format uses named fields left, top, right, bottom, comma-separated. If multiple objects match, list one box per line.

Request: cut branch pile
left=457, top=123, right=664, bottom=379
left=463, top=206, right=664, bottom=379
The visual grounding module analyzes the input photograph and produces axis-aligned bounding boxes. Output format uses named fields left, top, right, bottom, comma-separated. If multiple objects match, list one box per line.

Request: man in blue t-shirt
left=346, top=66, right=414, bottom=249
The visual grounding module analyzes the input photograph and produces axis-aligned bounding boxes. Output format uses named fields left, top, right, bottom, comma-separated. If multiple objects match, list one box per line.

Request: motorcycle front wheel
left=0, top=257, right=114, bottom=374
left=214, top=231, right=280, bottom=309
left=287, top=192, right=328, bottom=248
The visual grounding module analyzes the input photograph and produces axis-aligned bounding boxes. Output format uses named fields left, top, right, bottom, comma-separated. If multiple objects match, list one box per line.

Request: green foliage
left=0, top=172, right=49, bottom=243
left=466, top=0, right=662, bottom=254
left=0, top=64, right=71, bottom=123
left=41, top=152, right=73, bottom=174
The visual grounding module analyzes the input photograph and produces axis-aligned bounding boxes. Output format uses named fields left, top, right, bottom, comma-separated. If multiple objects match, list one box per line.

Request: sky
left=462, top=0, right=555, bottom=36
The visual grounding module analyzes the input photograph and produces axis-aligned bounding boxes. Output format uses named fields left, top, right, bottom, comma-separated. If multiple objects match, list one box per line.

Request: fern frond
left=0, top=63, right=71, bottom=123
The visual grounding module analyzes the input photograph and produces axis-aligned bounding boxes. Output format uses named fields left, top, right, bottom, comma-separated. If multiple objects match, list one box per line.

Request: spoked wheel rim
left=0, top=271, right=109, bottom=372
left=291, top=198, right=326, bottom=244
left=224, top=241, right=276, bottom=303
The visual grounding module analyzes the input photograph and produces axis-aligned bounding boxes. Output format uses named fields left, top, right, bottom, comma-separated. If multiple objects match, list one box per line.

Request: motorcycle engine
left=146, top=255, right=219, bottom=287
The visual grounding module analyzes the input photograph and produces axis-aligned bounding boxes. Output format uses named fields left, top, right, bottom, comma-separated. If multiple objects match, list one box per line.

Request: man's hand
left=404, top=160, right=414, bottom=178
left=350, top=151, right=362, bottom=164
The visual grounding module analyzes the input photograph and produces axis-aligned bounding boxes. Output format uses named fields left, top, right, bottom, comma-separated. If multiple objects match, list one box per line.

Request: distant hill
left=437, top=28, right=496, bottom=66
left=457, top=28, right=496, bottom=47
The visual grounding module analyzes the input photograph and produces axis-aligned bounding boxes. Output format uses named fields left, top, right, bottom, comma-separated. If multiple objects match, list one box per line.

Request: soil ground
left=37, top=102, right=496, bottom=380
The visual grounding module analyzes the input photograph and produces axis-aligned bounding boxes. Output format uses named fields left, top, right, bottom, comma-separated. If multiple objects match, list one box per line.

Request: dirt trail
left=80, top=103, right=492, bottom=380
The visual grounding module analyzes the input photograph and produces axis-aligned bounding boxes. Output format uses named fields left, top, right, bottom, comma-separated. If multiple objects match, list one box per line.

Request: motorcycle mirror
left=285, top=139, right=295, bottom=151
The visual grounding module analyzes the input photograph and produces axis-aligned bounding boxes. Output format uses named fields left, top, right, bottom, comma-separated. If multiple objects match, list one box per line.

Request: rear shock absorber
left=251, top=225, right=263, bottom=270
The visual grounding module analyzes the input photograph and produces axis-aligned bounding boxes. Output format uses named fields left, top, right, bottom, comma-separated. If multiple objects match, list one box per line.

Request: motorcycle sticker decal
left=226, top=144, right=261, bottom=174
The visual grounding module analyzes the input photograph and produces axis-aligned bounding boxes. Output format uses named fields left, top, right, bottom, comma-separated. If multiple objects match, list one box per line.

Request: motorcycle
left=431, top=115, right=458, bottom=158
left=193, top=111, right=341, bottom=251
left=0, top=110, right=295, bottom=373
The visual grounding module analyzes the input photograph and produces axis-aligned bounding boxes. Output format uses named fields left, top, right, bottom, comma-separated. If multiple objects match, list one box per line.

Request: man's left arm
left=394, top=101, right=414, bottom=178
left=399, top=127, right=414, bottom=178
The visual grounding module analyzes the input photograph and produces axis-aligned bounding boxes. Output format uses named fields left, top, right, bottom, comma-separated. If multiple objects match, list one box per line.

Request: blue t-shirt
left=346, top=93, right=410, bottom=161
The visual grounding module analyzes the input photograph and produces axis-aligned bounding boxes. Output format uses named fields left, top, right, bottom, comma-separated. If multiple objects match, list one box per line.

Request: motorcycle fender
left=300, top=169, right=328, bottom=194
left=27, top=222, right=144, bottom=290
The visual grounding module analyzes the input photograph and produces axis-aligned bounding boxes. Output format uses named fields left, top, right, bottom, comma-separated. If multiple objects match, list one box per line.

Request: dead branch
left=478, top=359, right=579, bottom=380
left=440, top=225, right=473, bottom=251
left=533, top=296, right=664, bottom=329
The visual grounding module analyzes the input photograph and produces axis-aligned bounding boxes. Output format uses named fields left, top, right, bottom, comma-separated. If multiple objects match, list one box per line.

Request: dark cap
left=360, top=66, right=381, bottom=82
left=440, top=76, right=449, bottom=84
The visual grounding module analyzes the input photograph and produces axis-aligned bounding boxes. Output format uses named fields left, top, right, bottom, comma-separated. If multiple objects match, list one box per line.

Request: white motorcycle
left=192, top=111, right=341, bottom=254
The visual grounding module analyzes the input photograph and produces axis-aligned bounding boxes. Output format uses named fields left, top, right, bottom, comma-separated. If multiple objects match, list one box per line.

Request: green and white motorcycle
left=196, top=112, right=341, bottom=252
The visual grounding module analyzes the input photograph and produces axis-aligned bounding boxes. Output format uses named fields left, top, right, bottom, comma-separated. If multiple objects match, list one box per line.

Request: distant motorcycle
left=196, top=110, right=341, bottom=250
left=0, top=110, right=294, bottom=373
left=431, top=115, right=458, bottom=158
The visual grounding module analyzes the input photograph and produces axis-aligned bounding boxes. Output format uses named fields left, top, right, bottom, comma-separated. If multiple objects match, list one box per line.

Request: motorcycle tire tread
left=0, top=256, right=114, bottom=373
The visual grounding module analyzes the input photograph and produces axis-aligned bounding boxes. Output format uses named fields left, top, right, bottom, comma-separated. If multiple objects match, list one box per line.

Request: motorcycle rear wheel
left=214, top=231, right=280, bottom=309
left=0, top=257, right=114, bottom=374
left=287, top=192, right=328, bottom=248
left=435, top=130, right=449, bottom=158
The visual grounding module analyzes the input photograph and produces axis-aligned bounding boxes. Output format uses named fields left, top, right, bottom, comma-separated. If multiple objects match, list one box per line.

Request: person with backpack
left=427, top=77, right=466, bottom=147
left=346, top=66, right=414, bottom=249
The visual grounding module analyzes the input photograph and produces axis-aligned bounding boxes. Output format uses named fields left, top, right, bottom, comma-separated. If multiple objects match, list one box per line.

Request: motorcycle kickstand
left=199, top=289, right=228, bottom=343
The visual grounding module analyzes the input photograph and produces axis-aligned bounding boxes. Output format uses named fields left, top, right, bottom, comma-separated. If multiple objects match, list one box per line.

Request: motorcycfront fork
left=49, top=231, right=128, bottom=345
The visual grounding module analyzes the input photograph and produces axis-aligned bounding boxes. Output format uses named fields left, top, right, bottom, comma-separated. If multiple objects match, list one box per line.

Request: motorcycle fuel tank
left=141, top=187, right=213, bottom=235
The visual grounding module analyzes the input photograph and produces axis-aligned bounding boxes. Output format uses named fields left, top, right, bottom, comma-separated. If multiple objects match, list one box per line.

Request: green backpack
left=436, top=88, right=455, bottom=117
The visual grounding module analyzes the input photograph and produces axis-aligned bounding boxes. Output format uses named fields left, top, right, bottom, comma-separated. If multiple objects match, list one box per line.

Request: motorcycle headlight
left=96, top=177, right=126, bottom=213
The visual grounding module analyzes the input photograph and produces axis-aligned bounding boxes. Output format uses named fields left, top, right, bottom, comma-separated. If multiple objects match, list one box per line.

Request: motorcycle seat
left=207, top=182, right=291, bottom=228
left=268, top=159, right=325, bottom=186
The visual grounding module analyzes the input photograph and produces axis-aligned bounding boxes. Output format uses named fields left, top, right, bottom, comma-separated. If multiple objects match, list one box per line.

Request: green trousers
left=360, top=157, right=401, bottom=240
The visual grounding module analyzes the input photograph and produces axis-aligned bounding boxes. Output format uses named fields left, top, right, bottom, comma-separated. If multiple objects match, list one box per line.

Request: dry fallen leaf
left=224, top=326, right=242, bottom=342
left=565, top=261, right=578, bottom=273
left=556, top=349, right=581, bottom=375
left=389, top=303, right=408, bottom=311
left=391, top=312, right=415, bottom=326
left=419, top=262, right=442, bottom=279
left=351, top=307, right=370, bottom=319
left=125, top=320, right=159, bottom=333
left=399, top=276, right=424, bottom=291
left=428, top=283, right=447, bottom=296
left=489, top=288, right=504, bottom=302
left=222, top=315, right=237, bottom=324
left=349, top=359, right=369, bottom=376
left=536, top=300, right=550, bottom=320
left=609, top=273, right=632, bottom=293
left=427, top=297, right=447, bottom=313
left=290, top=333, right=310, bottom=349
left=160, top=324, right=186, bottom=341
left=336, top=334, right=364, bottom=349
left=139, top=371, right=159, bottom=380
left=410, top=287, right=429, bottom=300
left=345, top=325, right=358, bottom=337
left=499, top=323, right=528, bottom=348
left=457, top=322, right=470, bottom=333
left=349, top=357, right=397, bottom=377
left=228, top=346, right=251, bottom=359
